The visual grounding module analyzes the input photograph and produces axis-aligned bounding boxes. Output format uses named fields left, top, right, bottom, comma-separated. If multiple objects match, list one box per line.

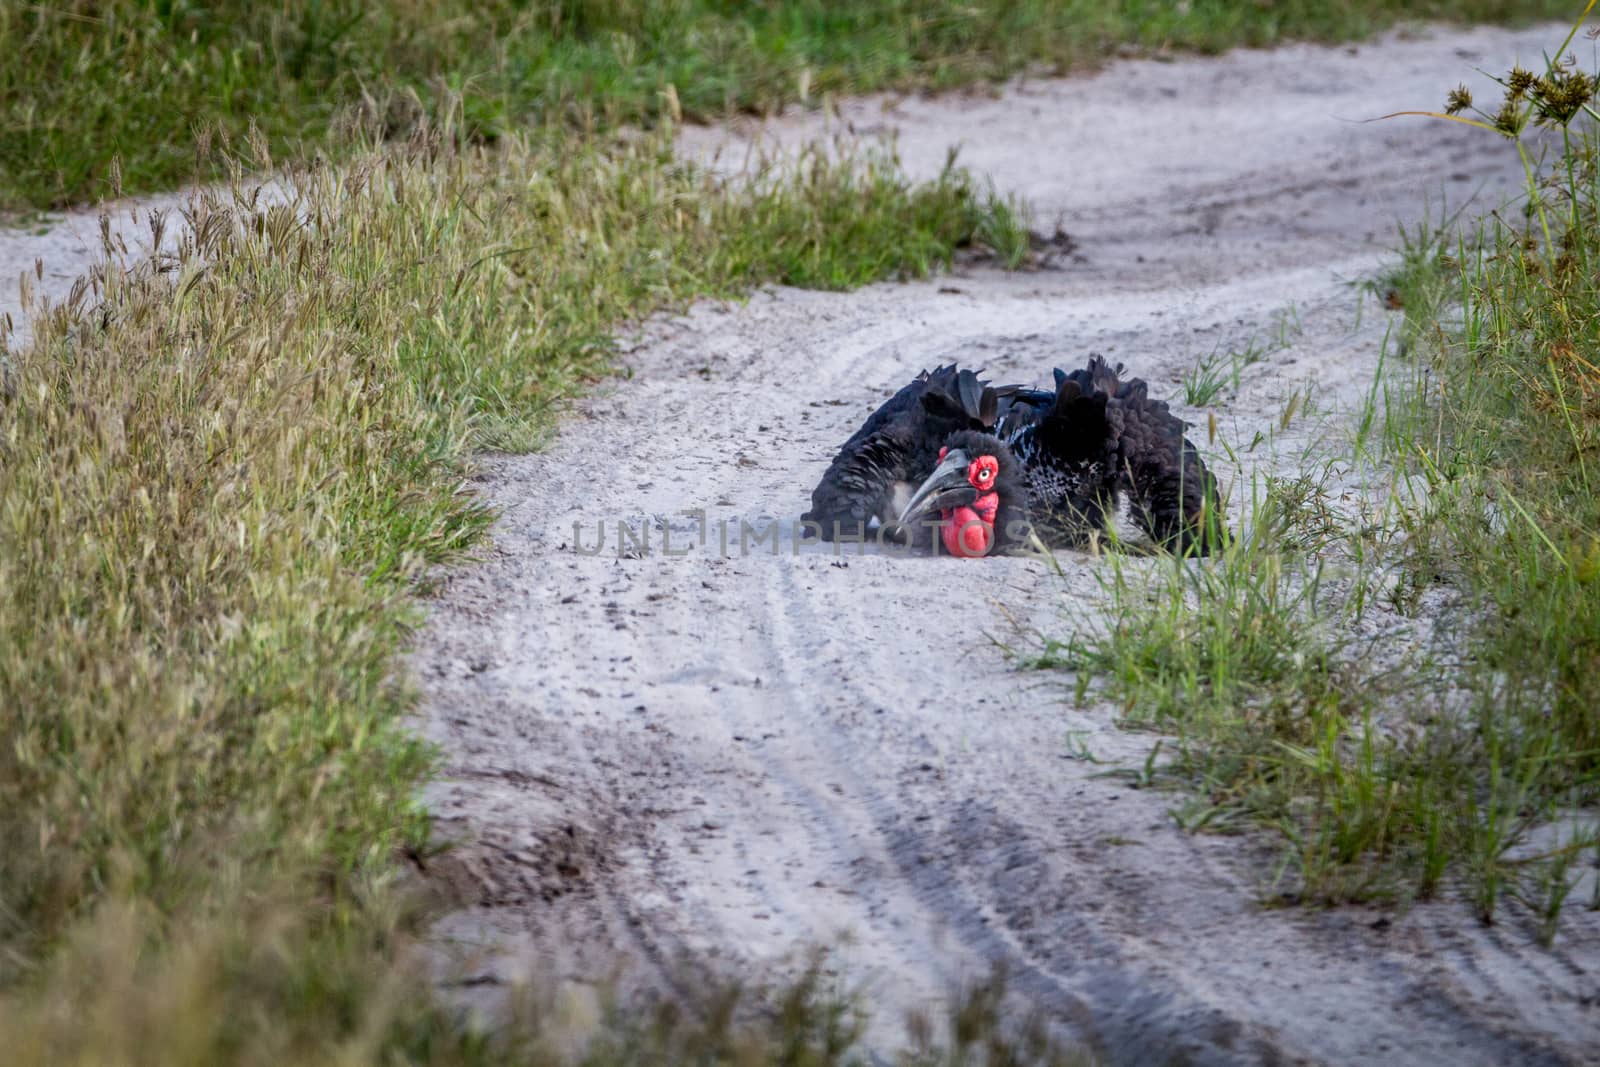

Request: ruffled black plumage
left=998, top=356, right=1224, bottom=553
left=805, top=358, right=1225, bottom=555
left=802, top=364, right=1015, bottom=542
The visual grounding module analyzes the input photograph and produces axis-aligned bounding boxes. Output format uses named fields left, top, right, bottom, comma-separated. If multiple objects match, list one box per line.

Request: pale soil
left=418, top=24, right=1599, bottom=1066
left=4, top=20, right=1596, bottom=1067
left=0, top=190, right=192, bottom=348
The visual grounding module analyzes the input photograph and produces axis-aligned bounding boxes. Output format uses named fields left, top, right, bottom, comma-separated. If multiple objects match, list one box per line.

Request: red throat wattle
left=937, top=448, right=1001, bottom=558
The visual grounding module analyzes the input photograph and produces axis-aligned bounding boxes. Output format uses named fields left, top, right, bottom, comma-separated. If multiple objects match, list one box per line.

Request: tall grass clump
left=0, top=0, right=1572, bottom=208
left=0, top=117, right=1013, bottom=1060
left=1030, top=485, right=1446, bottom=906
left=1038, top=465, right=1594, bottom=916
left=1375, top=5, right=1600, bottom=912
left=1045, top=6, right=1600, bottom=930
left=1410, top=8, right=1600, bottom=756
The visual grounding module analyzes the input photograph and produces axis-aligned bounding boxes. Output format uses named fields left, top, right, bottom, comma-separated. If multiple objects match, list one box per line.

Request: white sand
left=419, top=24, right=1599, bottom=1065
left=6, top=21, right=1595, bottom=1065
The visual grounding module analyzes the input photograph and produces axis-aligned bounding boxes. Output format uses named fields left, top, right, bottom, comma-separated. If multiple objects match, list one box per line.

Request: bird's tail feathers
left=920, top=364, right=1021, bottom=429
left=1032, top=360, right=1119, bottom=464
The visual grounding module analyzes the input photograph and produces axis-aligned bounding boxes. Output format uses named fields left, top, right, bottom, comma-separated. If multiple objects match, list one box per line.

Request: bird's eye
left=969, top=455, right=1000, bottom=489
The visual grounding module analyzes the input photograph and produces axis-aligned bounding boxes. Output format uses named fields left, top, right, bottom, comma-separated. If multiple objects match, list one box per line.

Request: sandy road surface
left=418, top=24, right=1600, bottom=1065
left=417, top=23, right=1600, bottom=1066
left=6, top=20, right=1592, bottom=1067
left=1, top=191, right=196, bottom=350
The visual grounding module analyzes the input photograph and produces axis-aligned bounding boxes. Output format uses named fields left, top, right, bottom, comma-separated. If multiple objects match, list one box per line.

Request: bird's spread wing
left=802, top=426, right=920, bottom=539
left=1102, top=364, right=1226, bottom=554
left=1003, top=360, right=1122, bottom=545
left=804, top=365, right=1016, bottom=541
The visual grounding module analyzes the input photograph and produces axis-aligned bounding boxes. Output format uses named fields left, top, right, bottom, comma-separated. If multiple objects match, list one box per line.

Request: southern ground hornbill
left=803, top=358, right=1224, bottom=556
left=801, top=364, right=1014, bottom=548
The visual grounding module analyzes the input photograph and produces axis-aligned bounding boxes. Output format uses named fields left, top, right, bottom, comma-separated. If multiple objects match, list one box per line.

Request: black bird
left=995, top=356, right=1223, bottom=553
left=801, top=364, right=1017, bottom=545
left=808, top=358, right=1225, bottom=556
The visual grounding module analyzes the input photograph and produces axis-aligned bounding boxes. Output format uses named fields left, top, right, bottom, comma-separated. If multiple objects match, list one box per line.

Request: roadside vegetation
left=0, top=117, right=1040, bottom=1060
left=1045, top=8, right=1600, bottom=937
left=2, top=2, right=1592, bottom=1065
left=0, top=0, right=1571, bottom=209
left=1180, top=305, right=1303, bottom=406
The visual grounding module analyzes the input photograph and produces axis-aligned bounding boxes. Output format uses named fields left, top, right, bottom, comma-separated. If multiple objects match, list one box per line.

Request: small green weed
left=968, top=185, right=1037, bottom=269
left=1181, top=306, right=1303, bottom=407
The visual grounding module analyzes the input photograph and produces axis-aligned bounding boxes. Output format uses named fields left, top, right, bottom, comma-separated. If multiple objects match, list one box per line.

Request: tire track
left=416, top=24, right=1600, bottom=1065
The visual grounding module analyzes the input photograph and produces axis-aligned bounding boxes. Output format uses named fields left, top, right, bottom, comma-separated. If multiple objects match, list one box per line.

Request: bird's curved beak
left=898, top=448, right=977, bottom=530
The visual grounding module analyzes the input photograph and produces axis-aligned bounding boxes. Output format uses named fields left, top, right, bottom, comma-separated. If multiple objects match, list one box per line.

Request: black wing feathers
left=804, top=364, right=1015, bottom=541
left=958, top=371, right=982, bottom=423
left=803, top=357, right=1224, bottom=554
left=1006, top=356, right=1224, bottom=553
left=1003, top=359, right=1120, bottom=546
left=1105, top=368, right=1223, bottom=553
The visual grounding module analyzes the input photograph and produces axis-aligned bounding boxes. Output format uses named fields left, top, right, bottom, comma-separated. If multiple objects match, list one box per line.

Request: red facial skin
left=936, top=447, right=1001, bottom=558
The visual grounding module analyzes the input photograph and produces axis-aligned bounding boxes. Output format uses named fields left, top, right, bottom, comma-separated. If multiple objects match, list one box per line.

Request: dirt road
left=0, top=16, right=1590, bottom=1066
left=318, top=22, right=1600, bottom=1066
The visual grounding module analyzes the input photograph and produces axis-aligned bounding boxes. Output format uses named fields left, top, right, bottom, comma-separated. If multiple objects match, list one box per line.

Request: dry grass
left=0, top=118, right=1031, bottom=1060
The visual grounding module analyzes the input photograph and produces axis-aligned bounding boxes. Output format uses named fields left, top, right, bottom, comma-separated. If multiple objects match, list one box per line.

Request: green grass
left=1354, top=3, right=1600, bottom=925
left=1375, top=16, right=1600, bottom=919
left=1028, top=480, right=1421, bottom=904
left=0, top=1, right=1590, bottom=1059
left=0, top=0, right=1572, bottom=209
left=0, top=116, right=1046, bottom=1060
left=1036, top=460, right=1597, bottom=918
left=1039, top=7, right=1600, bottom=932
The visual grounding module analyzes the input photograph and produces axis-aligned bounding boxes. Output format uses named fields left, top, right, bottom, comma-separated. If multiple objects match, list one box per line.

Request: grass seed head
left=1493, top=97, right=1524, bottom=135
left=1507, top=65, right=1536, bottom=98
left=1532, top=66, right=1596, bottom=124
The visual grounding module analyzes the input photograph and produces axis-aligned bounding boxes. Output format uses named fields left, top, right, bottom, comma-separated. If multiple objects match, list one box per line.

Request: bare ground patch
left=4, top=19, right=1594, bottom=1067
left=416, top=23, right=1598, bottom=1067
